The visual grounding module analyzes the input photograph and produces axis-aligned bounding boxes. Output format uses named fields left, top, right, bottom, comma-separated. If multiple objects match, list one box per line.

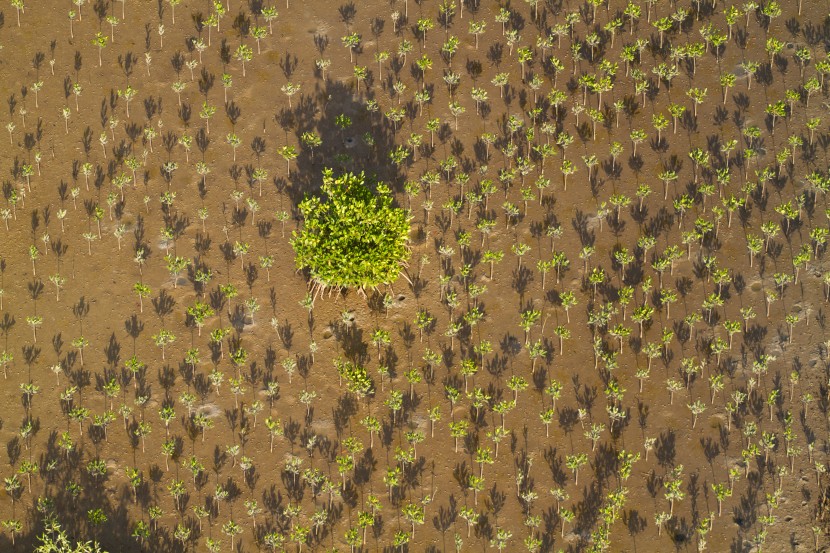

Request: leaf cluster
left=292, top=169, right=411, bottom=291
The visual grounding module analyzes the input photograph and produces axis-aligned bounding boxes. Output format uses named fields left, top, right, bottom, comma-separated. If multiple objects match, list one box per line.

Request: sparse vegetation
left=0, top=0, right=828, bottom=552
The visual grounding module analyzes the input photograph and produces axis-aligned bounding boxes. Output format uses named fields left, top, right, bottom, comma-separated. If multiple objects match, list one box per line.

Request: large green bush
left=291, top=169, right=411, bottom=291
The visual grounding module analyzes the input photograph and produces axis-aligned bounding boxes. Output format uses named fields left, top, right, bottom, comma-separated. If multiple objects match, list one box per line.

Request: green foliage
left=36, top=519, right=108, bottom=553
left=292, top=170, right=411, bottom=291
